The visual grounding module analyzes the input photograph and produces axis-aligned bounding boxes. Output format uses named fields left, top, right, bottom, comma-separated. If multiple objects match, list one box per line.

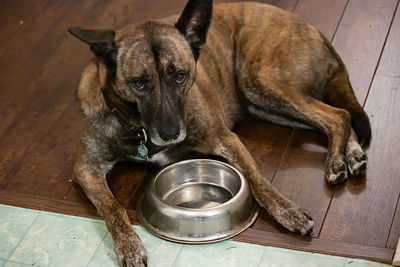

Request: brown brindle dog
left=69, top=1, right=371, bottom=266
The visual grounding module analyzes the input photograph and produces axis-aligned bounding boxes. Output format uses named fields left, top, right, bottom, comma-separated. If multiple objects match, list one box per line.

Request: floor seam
left=256, top=247, right=267, bottom=267
left=62, top=183, right=74, bottom=200
left=362, top=0, right=400, bottom=108
left=330, top=0, right=350, bottom=42
left=385, top=193, right=400, bottom=247
left=86, top=230, right=109, bottom=267
left=292, top=0, right=300, bottom=12
left=270, top=129, right=295, bottom=184
left=171, top=244, right=184, bottom=267
left=5, top=210, right=41, bottom=262
left=317, top=189, right=335, bottom=238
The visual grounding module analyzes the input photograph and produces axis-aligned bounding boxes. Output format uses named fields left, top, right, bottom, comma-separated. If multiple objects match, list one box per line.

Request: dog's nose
left=159, top=119, right=180, bottom=142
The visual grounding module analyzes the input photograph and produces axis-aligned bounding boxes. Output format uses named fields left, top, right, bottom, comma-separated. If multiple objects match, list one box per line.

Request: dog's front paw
left=271, top=199, right=314, bottom=235
left=326, top=155, right=348, bottom=184
left=114, top=232, right=147, bottom=267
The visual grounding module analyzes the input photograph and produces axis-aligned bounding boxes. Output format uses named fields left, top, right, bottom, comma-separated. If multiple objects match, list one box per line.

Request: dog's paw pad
left=346, top=142, right=367, bottom=176
left=326, top=155, right=348, bottom=184
left=115, top=233, right=148, bottom=267
left=272, top=201, right=314, bottom=236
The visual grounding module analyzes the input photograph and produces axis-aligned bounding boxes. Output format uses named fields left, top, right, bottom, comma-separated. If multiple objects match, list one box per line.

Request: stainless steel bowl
left=136, top=159, right=259, bottom=243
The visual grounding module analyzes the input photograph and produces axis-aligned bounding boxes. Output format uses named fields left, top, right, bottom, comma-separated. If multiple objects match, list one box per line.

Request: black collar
left=102, top=89, right=147, bottom=144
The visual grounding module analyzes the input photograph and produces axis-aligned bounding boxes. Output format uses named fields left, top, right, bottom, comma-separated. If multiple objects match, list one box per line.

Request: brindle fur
left=69, top=1, right=371, bottom=266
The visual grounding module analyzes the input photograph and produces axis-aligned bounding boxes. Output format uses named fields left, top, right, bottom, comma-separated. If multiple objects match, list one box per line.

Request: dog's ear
left=68, top=27, right=116, bottom=69
left=175, top=0, right=212, bottom=60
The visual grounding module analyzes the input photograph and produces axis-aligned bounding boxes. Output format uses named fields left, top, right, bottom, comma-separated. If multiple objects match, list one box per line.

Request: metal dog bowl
left=136, top=159, right=259, bottom=243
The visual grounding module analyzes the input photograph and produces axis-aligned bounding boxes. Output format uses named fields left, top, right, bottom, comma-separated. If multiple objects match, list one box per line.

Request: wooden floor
left=1, top=0, right=399, bottom=264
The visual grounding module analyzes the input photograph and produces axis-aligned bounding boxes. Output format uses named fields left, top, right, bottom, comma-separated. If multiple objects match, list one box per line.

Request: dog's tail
left=323, top=37, right=371, bottom=147
left=326, top=79, right=372, bottom=147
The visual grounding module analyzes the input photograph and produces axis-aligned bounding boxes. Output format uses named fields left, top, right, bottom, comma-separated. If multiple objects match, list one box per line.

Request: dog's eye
left=131, top=80, right=145, bottom=90
left=175, top=72, right=186, bottom=84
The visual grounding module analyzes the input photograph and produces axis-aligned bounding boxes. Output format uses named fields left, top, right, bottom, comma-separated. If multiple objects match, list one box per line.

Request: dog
left=68, top=0, right=371, bottom=266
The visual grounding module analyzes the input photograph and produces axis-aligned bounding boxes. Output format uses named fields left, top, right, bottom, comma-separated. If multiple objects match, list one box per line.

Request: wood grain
left=388, top=196, right=400, bottom=249
left=236, top=121, right=293, bottom=183
left=320, top=5, right=400, bottom=247
left=263, top=0, right=299, bottom=11
left=232, top=228, right=394, bottom=263
left=0, top=0, right=101, bottom=190
left=295, top=0, right=348, bottom=38
left=0, top=0, right=92, bottom=137
left=0, top=191, right=140, bottom=224
left=332, top=0, right=398, bottom=102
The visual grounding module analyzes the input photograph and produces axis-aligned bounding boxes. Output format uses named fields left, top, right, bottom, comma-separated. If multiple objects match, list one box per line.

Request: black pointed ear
left=68, top=27, right=116, bottom=69
left=175, top=0, right=212, bottom=60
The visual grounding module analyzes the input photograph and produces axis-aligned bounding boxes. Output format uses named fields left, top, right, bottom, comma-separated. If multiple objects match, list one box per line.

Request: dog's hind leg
left=243, top=87, right=352, bottom=184
left=209, top=129, right=314, bottom=235
left=286, top=97, right=352, bottom=185
left=324, top=57, right=371, bottom=148
left=74, top=151, right=147, bottom=267
left=323, top=69, right=370, bottom=177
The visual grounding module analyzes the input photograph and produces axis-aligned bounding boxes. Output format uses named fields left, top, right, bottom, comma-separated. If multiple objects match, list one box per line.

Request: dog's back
left=177, top=2, right=370, bottom=146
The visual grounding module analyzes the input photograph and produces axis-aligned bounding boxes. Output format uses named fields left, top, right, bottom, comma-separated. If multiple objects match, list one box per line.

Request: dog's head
left=69, top=0, right=212, bottom=146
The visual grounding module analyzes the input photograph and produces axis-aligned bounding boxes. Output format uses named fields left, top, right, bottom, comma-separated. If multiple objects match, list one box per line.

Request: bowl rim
left=149, top=159, right=248, bottom=211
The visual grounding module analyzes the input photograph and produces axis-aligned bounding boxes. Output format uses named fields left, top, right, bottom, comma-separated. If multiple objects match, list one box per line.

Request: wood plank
left=0, top=0, right=49, bottom=37
left=0, top=0, right=92, bottom=137
left=270, top=133, right=332, bottom=236
left=107, top=162, right=152, bottom=208
left=263, top=0, right=299, bottom=11
left=320, top=4, right=400, bottom=247
left=295, top=0, right=348, bottom=38
left=331, top=0, right=398, bottom=102
left=0, top=0, right=103, bottom=184
left=0, top=191, right=100, bottom=221
left=0, top=191, right=139, bottom=224
left=232, top=228, right=394, bottom=264
left=2, top=103, right=81, bottom=198
left=387, top=196, right=400, bottom=249
left=236, top=121, right=293, bottom=182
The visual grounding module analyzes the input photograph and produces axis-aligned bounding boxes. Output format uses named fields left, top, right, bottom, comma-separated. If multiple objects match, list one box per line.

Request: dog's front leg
left=74, top=152, right=147, bottom=267
left=211, top=130, right=314, bottom=235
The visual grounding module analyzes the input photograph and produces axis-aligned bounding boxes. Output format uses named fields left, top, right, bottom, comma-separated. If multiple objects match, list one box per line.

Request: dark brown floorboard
left=388, top=195, right=400, bottom=249
left=295, top=0, right=348, bottom=39
left=0, top=0, right=399, bottom=264
left=331, top=0, right=398, bottom=102
left=320, top=4, right=400, bottom=247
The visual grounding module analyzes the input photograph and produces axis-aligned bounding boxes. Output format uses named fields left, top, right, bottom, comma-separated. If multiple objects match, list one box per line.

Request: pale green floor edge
left=0, top=204, right=391, bottom=267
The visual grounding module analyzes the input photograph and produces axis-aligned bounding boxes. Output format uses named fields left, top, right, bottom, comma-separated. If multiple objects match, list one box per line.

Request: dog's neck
left=102, top=88, right=147, bottom=144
